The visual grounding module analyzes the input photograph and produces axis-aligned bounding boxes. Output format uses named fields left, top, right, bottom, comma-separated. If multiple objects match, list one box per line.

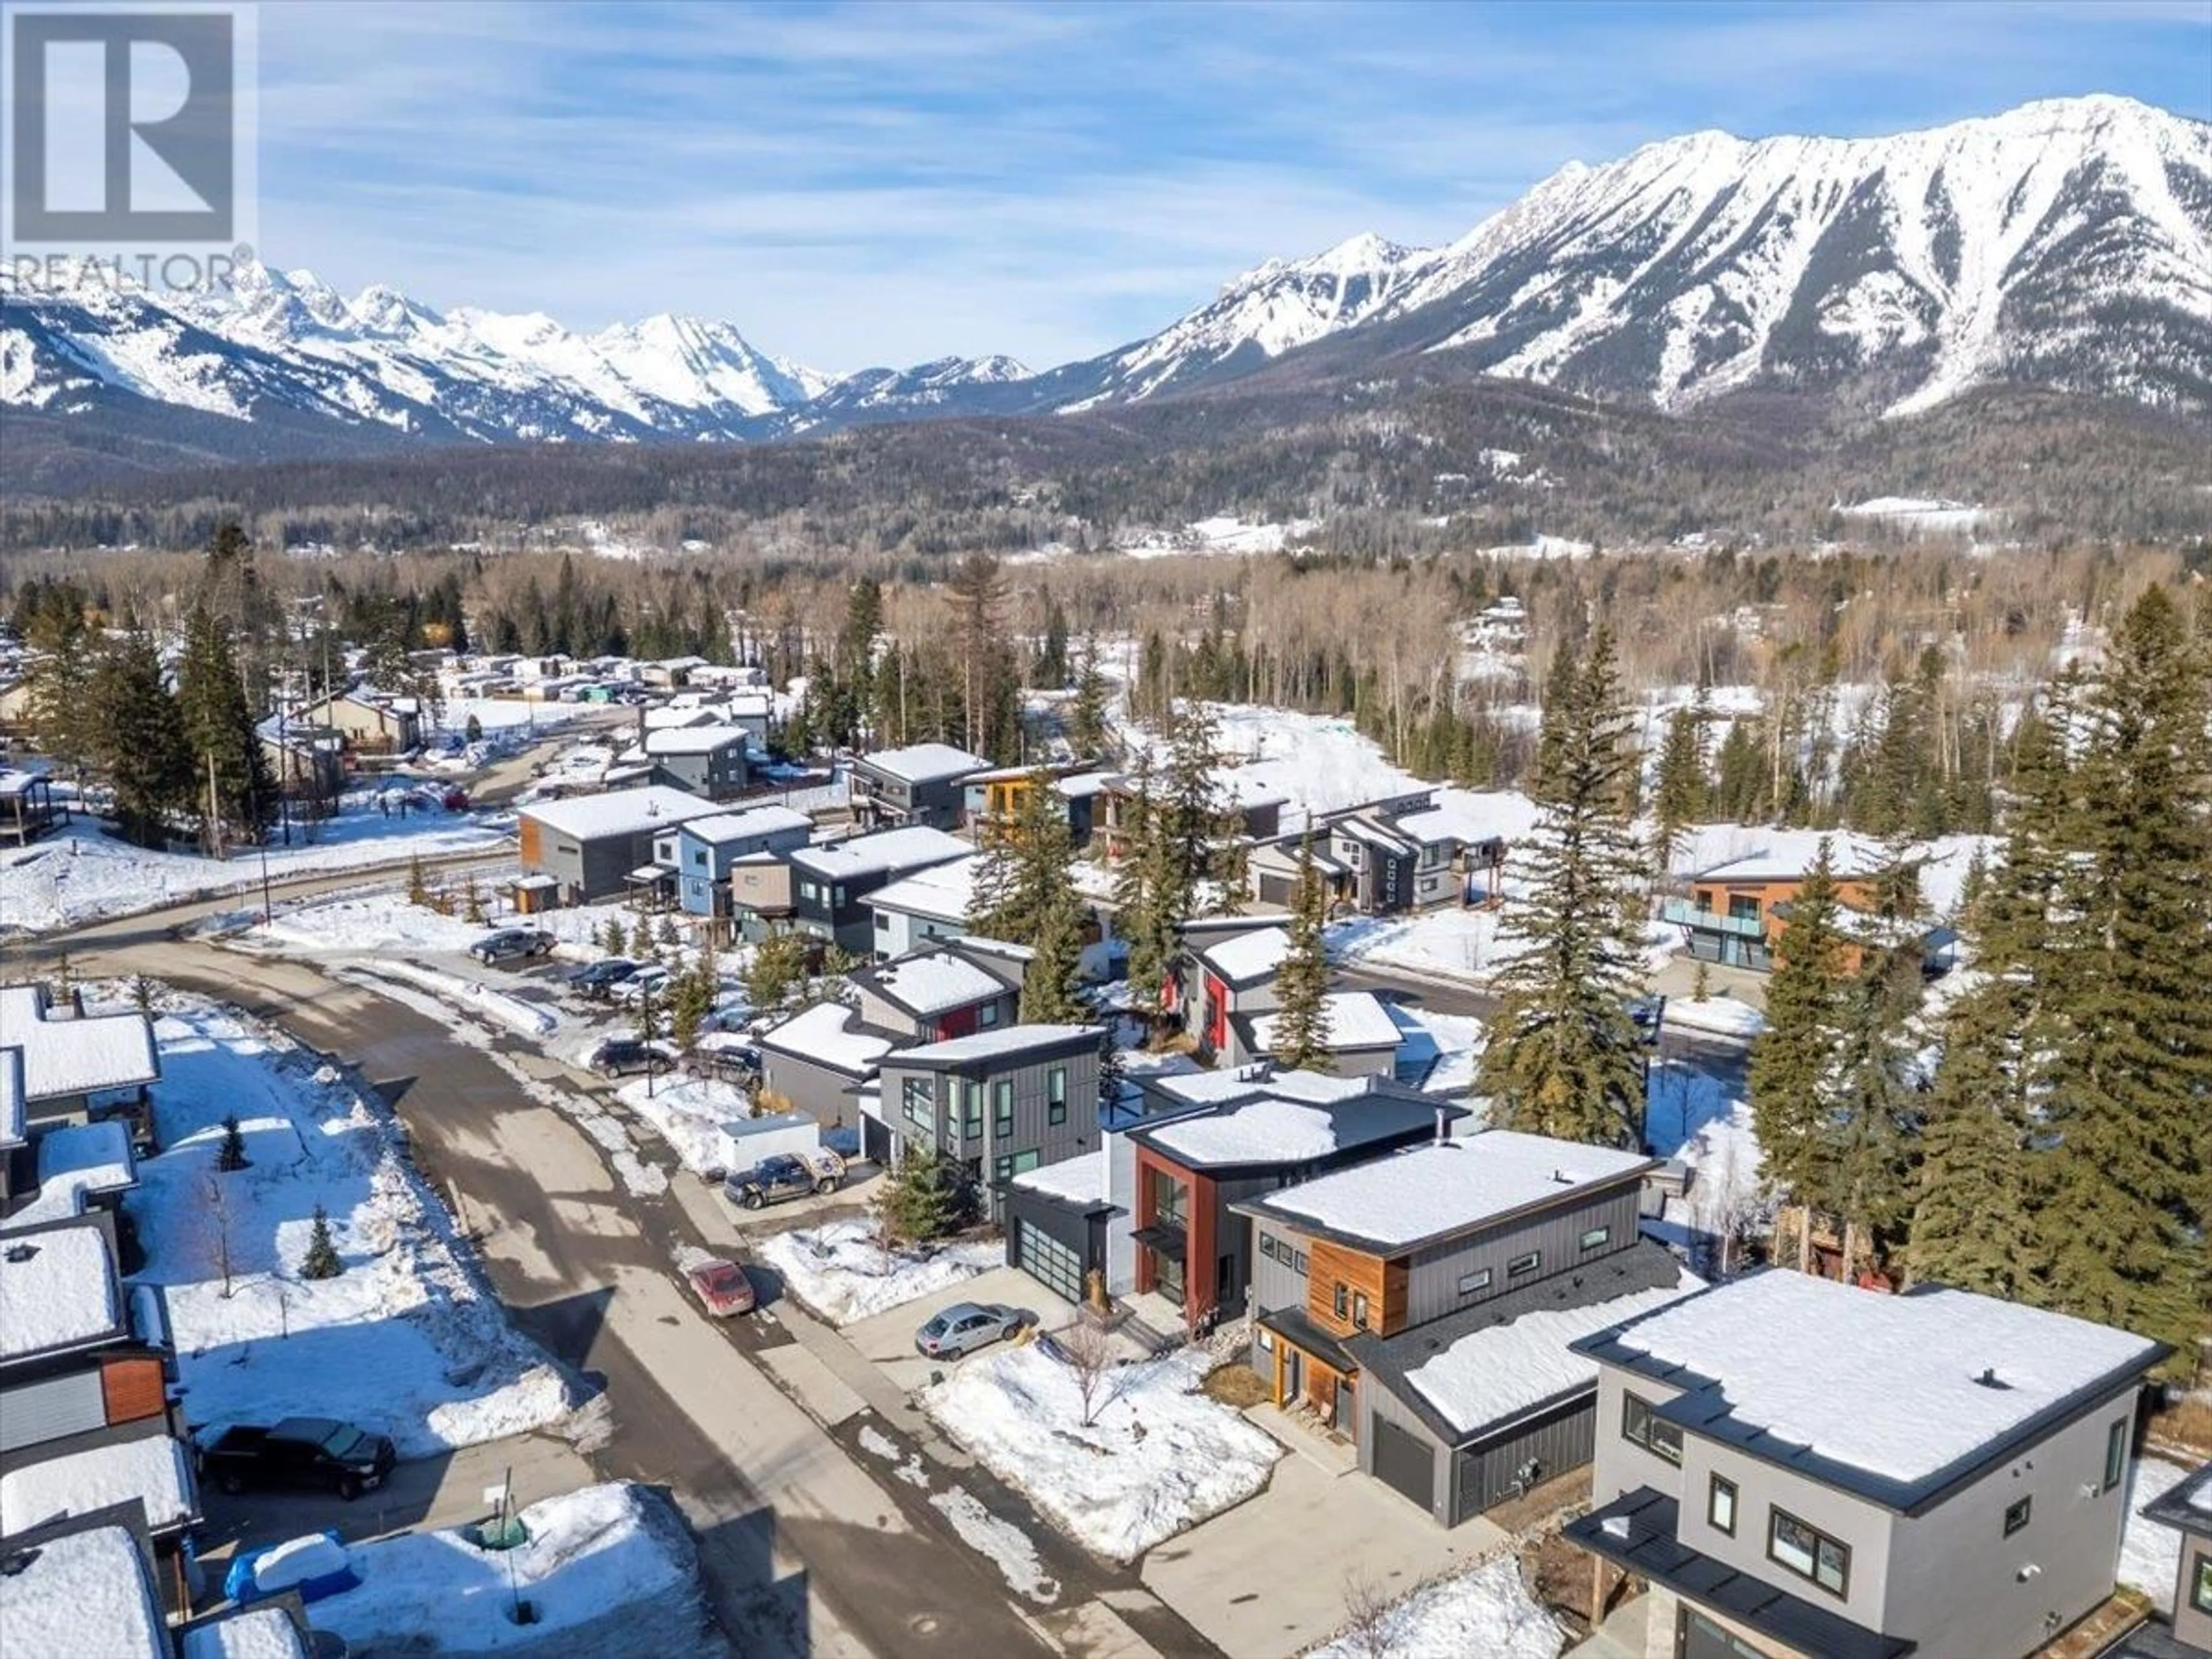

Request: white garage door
left=1018, top=1219, right=1084, bottom=1302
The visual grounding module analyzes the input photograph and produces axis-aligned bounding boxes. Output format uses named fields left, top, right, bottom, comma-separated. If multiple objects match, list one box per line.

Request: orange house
left=1662, top=842, right=1896, bottom=974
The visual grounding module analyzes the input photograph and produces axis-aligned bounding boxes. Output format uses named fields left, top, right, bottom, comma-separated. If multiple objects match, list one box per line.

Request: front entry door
left=1283, top=1347, right=1303, bottom=1404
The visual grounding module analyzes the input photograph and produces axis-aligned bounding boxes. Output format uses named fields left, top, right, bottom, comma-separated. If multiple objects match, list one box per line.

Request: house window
left=1708, top=1474, right=1736, bottom=1536
left=1622, top=1392, right=1683, bottom=1465
left=1294, top=1251, right=1309, bottom=1274
left=1047, top=1068, right=1067, bottom=1127
left=993, top=1081, right=1013, bottom=1139
left=1332, top=1283, right=1349, bottom=1320
left=2002, top=1497, right=2032, bottom=1537
left=902, top=1076, right=933, bottom=1128
left=2191, top=1555, right=2212, bottom=1616
left=1012, top=1150, right=1040, bottom=1176
left=1579, top=1226, right=1611, bottom=1251
left=979, top=1003, right=999, bottom=1028
left=994, top=1154, right=1013, bottom=1184
left=1260, top=1232, right=1278, bottom=1262
left=692, top=850, right=707, bottom=868
left=1768, top=1509, right=1850, bottom=1598
left=798, top=880, right=820, bottom=902
left=1457, top=1268, right=1492, bottom=1296
left=1352, top=1292, right=1370, bottom=1330
left=1728, top=894, right=1760, bottom=922
left=874, top=912, right=891, bottom=931
left=1507, top=1251, right=1541, bottom=1278
left=2105, top=1417, right=2130, bottom=1493
left=963, top=1082, right=982, bottom=1140
left=833, top=885, right=847, bottom=907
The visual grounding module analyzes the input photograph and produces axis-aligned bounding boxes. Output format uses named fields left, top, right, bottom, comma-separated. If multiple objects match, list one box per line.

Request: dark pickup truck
left=199, top=1417, right=397, bottom=1501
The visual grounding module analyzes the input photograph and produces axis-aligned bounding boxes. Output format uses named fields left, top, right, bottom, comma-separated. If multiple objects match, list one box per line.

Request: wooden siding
left=1306, top=1237, right=1408, bottom=1338
left=101, top=1356, right=166, bottom=1426
left=518, top=816, right=543, bottom=866
left=1400, top=1182, right=1643, bottom=1327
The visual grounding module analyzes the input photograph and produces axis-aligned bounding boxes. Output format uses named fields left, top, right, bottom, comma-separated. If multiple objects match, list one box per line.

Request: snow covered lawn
left=128, top=995, right=575, bottom=1457
left=2122, top=1455, right=2191, bottom=1612
left=922, top=1343, right=1280, bottom=1562
left=311, top=1482, right=716, bottom=1657
left=1333, top=907, right=1509, bottom=982
left=251, top=887, right=629, bottom=960
left=1661, top=994, right=1766, bottom=1039
left=754, top=1218, right=1001, bottom=1326
left=612, top=1073, right=756, bottom=1176
left=1308, top=1555, right=1562, bottom=1659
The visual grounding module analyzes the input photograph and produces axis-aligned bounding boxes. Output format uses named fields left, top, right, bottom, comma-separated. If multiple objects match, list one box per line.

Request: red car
left=685, top=1257, right=756, bottom=1317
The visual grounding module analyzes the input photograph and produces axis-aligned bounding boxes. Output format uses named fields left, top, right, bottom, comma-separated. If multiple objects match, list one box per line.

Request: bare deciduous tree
left=200, top=1166, right=238, bottom=1299
left=1061, top=1316, right=1118, bottom=1429
left=1336, top=1570, right=1395, bottom=1659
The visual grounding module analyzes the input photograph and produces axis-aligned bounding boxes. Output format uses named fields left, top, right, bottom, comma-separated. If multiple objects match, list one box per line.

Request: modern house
left=726, top=852, right=798, bottom=942
left=1564, top=1270, right=2170, bottom=1659
left=1, top=1119, right=138, bottom=1230
left=1096, top=777, right=1286, bottom=863
left=1124, top=1069, right=1459, bottom=1335
left=873, top=1023, right=1103, bottom=1208
left=1234, top=1133, right=1693, bottom=1525
left=641, top=725, right=752, bottom=801
left=516, top=786, right=724, bottom=904
left=755, top=1000, right=905, bottom=1132
left=865, top=854, right=983, bottom=959
left=0, top=771, right=63, bottom=847
left=2136, top=1463, right=2212, bottom=1656
left=1239, top=989, right=1406, bottom=1080
left=788, top=826, right=972, bottom=953
left=849, top=743, right=990, bottom=832
left=1662, top=836, right=1950, bottom=975
left=1171, top=922, right=1291, bottom=1063
left=963, top=766, right=1116, bottom=848
left=847, top=943, right=1023, bottom=1044
left=0, top=983, right=161, bottom=1157
left=1249, top=789, right=1503, bottom=916
left=0, top=1501, right=175, bottom=1656
left=660, top=806, right=812, bottom=937
left=1001, top=1147, right=1119, bottom=1308
left=294, top=688, right=422, bottom=755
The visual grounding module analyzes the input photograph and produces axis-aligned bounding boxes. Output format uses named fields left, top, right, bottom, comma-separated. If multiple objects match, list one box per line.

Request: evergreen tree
left=744, top=930, right=808, bottom=1013
left=300, top=1203, right=342, bottom=1279
left=1650, top=688, right=1709, bottom=873
left=1069, top=636, right=1109, bottom=758
left=1747, top=840, right=1851, bottom=1264
left=947, top=553, right=1018, bottom=761
left=880, top=1145, right=957, bottom=1243
left=407, top=855, right=430, bottom=906
left=1019, top=898, right=1086, bottom=1024
left=600, top=916, right=628, bottom=958
left=217, top=1112, right=249, bottom=1172
left=1819, top=949, right=1923, bottom=1276
left=628, top=916, right=654, bottom=960
left=22, top=590, right=99, bottom=778
left=1711, top=720, right=1767, bottom=823
left=1160, top=702, right=1233, bottom=913
left=89, top=634, right=193, bottom=849
left=668, top=959, right=714, bottom=1052
left=1111, top=757, right=1179, bottom=1033
left=1475, top=630, right=1649, bottom=1147
left=969, top=768, right=1077, bottom=945
left=1268, top=831, right=1334, bottom=1071
left=1034, top=595, right=1071, bottom=689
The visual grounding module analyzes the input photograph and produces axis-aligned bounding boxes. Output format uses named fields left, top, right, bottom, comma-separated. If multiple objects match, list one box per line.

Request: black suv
left=199, top=1417, right=397, bottom=1500
left=589, top=1038, right=675, bottom=1079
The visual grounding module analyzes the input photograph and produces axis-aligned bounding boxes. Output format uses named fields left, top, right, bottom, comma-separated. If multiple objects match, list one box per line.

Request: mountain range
left=4, top=93, right=2208, bottom=490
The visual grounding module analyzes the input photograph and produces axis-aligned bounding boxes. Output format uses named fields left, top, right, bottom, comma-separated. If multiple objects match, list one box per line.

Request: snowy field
left=754, top=1218, right=1002, bottom=1326
left=311, top=1482, right=719, bottom=1658
left=1308, top=1555, right=1563, bottom=1659
left=129, top=994, right=575, bottom=1456
left=2122, top=1456, right=2192, bottom=1612
left=923, top=1343, right=1279, bottom=1562
left=0, top=808, right=510, bottom=935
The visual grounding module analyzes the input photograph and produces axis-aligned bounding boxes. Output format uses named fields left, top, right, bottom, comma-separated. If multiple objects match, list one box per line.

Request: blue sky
left=252, top=0, right=2212, bottom=373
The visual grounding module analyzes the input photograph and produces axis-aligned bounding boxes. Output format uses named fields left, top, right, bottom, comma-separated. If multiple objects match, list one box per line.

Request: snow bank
left=357, top=961, right=558, bottom=1039
left=312, top=1482, right=717, bottom=1658
left=128, top=998, right=577, bottom=1457
left=923, top=1344, right=1279, bottom=1562
left=755, top=1218, right=1001, bottom=1326
left=1309, top=1555, right=1562, bottom=1659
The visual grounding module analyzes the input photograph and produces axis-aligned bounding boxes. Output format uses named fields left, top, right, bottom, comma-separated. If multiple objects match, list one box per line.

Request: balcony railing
left=1660, top=898, right=1767, bottom=938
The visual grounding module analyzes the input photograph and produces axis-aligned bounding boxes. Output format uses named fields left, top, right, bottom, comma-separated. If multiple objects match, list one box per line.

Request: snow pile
left=128, top=999, right=577, bottom=1456
left=1332, top=907, right=1509, bottom=982
left=1661, top=994, right=1766, bottom=1039
left=755, top=1218, right=1001, bottom=1326
left=2120, top=1456, right=2191, bottom=1612
left=312, top=1482, right=715, bottom=1658
left=927, top=1487, right=1060, bottom=1604
left=612, top=1073, right=755, bottom=1175
left=352, top=960, right=558, bottom=1039
left=923, top=1344, right=1279, bottom=1562
left=1309, top=1555, right=1563, bottom=1659
left=251, top=1532, right=349, bottom=1593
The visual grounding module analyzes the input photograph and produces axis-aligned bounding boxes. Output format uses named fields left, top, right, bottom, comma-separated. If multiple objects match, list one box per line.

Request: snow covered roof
left=855, top=743, right=989, bottom=785
left=520, top=785, right=724, bottom=842
left=1136, top=1073, right=1447, bottom=1170
left=1692, top=832, right=1892, bottom=884
left=788, top=825, right=970, bottom=882
left=1249, top=991, right=1403, bottom=1055
left=1254, top=1134, right=1656, bottom=1251
left=643, top=724, right=749, bottom=756
left=857, top=951, right=1007, bottom=1018
left=1, top=1429, right=198, bottom=1535
left=1393, top=798, right=1497, bottom=846
left=1391, top=1255, right=1702, bottom=1438
left=1, top=1120, right=138, bottom=1230
left=181, top=1606, right=311, bottom=1659
left=680, top=804, right=810, bottom=844
left=756, top=1002, right=900, bottom=1077
left=1198, top=926, right=1292, bottom=986
left=1058, top=770, right=1116, bottom=800
left=0, top=1219, right=124, bottom=1361
left=0, top=986, right=160, bottom=1101
left=1009, top=1148, right=1109, bottom=1209
left=0, top=1519, right=166, bottom=1658
left=865, top=855, right=982, bottom=923
left=898, top=1024, right=1100, bottom=1067
left=1579, top=1270, right=2168, bottom=1495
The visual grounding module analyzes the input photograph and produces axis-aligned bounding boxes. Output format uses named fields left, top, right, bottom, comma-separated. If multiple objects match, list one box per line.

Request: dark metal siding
left=1451, top=1393, right=1598, bottom=1524
left=762, top=1052, right=865, bottom=1130
left=1401, top=1183, right=1644, bottom=1327
left=1372, top=1413, right=1437, bottom=1513
left=0, top=1371, right=105, bottom=1452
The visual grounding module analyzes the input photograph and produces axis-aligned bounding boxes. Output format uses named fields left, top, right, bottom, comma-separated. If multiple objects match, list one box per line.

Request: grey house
left=1566, top=1270, right=2170, bottom=1659
left=849, top=743, right=989, bottom=831
left=847, top=943, right=1023, bottom=1043
left=642, top=724, right=752, bottom=800
left=2138, top=1463, right=2212, bottom=1656
left=518, top=786, right=724, bottom=904
left=1234, top=989, right=1406, bottom=1079
left=874, top=1023, right=1102, bottom=1213
left=1001, top=1148, right=1116, bottom=1306
left=660, top=805, right=812, bottom=935
left=1247, top=789, right=1501, bottom=915
left=754, top=1001, right=904, bottom=1134
left=789, top=826, right=972, bottom=953
left=1233, top=1132, right=1692, bottom=1525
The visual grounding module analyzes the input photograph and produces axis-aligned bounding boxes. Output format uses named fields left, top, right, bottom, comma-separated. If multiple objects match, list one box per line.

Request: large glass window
left=1622, top=1392, right=1683, bottom=1465
left=902, top=1076, right=933, bottom=1129
left=1708, top=1474, right=1737, bottom=1536
left=962, top=1081, right=982, bottom=1140
left=1047, top=1067, right=1067, bottom=1126
left=2192, top=1555, right=2212, bottom=1616
left=1768, top=1509, right=1850, bottom=1598
left=993, top=1081, right=1014, bottom=1139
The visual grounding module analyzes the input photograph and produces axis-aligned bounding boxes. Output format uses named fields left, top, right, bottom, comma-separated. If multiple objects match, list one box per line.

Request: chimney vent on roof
left=3, top=1243, right=36, bottom=1264
left=1975, top=1366, right=2012, bottom=1390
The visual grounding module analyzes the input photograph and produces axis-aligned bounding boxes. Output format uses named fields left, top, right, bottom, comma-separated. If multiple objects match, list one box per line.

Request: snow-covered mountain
left=6, top=94, right=2207, bottom=480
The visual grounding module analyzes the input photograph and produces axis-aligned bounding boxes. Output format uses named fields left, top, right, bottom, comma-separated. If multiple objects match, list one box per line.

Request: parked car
left=469, top=927, right=555, bottom=966
left=723, top=1149, right=847, bottom=1210
left=569, top=957, right=642, bottom=997
left=589, top=1037, right=677, bottom=1079
left=685, top=1257, right=757, bottom=1317
left=611, top=965, right=672, bottom=1007
left=915, top=1302, right=1031, bottom=1359
left=199, top=1417, right=397, bottom=1500
left=694, top=1041, right=762, bottom=1084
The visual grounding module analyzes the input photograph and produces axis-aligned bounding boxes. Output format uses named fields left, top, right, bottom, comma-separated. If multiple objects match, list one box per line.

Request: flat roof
left=1247, top=991, right=1403, bottom=1055
left=0, top=1215, right=124, bottom=1362
left=1692, top=831, right=1892, bottom=884
left=756, top=1002, right=901, bottom=1077
left=0, top=986, right=161, bottom=1101
left=897, top=1023, right=1100, bottom=1067
left=680, top=804, right=811, bottom=843
left=1576, top=1268, right=2168, bottom=1505
left=1, top=1426, right=198, bottom=1536
left=1197, top=926, right=1291, bottom=986
left=787, top=825, right=970, bottom=882
left=854, top=743, right=989, bottom=785
left=520, top=785, right=724, bottom=842
left=643, top=724, right=749, bottom=756
left=1, top=1120, right=138, bottom=1230
left=1248, top=1132, right=1655, bottom=1252
left=1007, top=1148, right=1110, bottom=1210
left=2143, top=1461, right=2212, bottom=1540
left=864, top=854, right=982, bottom=923
left=854, top=952, right=1007, bottom=1018
left=0, top=1516, right=167, bottom=1659
left=1134, top=1074, right=1450, bottom=1171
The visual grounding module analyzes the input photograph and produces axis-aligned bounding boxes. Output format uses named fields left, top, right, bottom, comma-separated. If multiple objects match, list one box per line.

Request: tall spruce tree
left=1747, top=838, right=1851, bottom=1263
left=1474, top=630, right=1648, bottom=1147
left=1268, top=831, right=1334, bottom=1071
left=90, top=634, right=193, bottom=848
left=969, top=768, right=1077, bottom=945
left=1111, top=757, right=1179, bottom=1034
left=1069, top=637, right=1109, bottom=758
left=178, top=602, right=275, bottom=849
left=1650, top=688, right=1709, bottom=874
left=1019, top=896, right=1086, bottom=1024
left=1160, top=702, right=1232, bottom=916
left=1818, top=948, right=1922, bottom=1277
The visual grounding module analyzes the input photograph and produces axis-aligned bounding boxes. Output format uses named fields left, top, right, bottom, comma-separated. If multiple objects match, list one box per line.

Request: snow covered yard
left=1307, top=1555, right=1563, bottom=1659
left=2121, top=1455, right=2192, bottom=1612
left=1333, top=906, right=1510, bottom=982
left=753, top=1218, right=1001, bottom=1326
left=612, top=1072, right=756, bottom=1176
left=922, top=1343, right=1280, bottom=1562
left=310, top=1482, right=720, bottom=1658
left=1660, top=993, right=1766, bottom=1039
left=128, top=995, right=575, bottom=1457
left=249, top=887, right=630, bottom=960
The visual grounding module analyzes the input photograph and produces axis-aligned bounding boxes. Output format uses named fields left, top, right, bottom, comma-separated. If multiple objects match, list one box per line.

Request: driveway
left=841, top=1264, right=1079, bottom=1393
left=1143, top=1444, right=1506, bottom=1658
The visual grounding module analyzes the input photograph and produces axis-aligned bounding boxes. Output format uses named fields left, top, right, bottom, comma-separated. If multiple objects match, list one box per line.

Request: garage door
left=1370, top=1415, right=1434, bottom=1515
left=1256, top=873, right=1296, bottom=907
left=1017, top=1219, right=1085, bottom=1302
left=1679, top=1607, right=1778, bottom=1659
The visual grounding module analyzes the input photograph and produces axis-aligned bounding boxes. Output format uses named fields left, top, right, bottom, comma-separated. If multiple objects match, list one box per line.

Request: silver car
left=915, top=1301, right=1029, bottom=1359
